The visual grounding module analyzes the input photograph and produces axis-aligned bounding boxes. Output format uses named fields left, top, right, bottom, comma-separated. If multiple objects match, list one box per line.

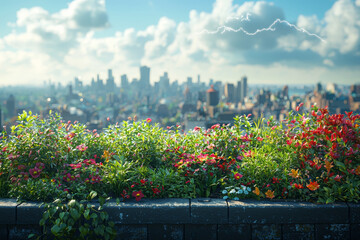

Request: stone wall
left=1, top=198, right=359, bottom=240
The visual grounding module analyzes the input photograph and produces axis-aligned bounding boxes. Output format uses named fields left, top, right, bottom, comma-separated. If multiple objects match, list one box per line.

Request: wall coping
left=0, top=198, right=359, bottom=225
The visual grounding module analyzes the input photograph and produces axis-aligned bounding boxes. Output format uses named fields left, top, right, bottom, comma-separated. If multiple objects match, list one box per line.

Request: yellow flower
left=102, top=150, right=111, bottom=162
left=253, top=187, right=260, bottom=196
left=288, top=169, right=300, bottom=178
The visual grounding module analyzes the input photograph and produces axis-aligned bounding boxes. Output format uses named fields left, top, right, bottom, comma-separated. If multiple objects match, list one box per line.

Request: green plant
left=30, top=191, right=116, bottom=240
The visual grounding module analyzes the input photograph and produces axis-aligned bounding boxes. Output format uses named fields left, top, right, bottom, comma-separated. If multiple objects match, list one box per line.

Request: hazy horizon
left=0, top=0, right=359, bottom=87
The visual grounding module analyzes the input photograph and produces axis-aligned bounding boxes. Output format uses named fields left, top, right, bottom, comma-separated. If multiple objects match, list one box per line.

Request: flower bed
left=0, top=105, right=359, bottom=238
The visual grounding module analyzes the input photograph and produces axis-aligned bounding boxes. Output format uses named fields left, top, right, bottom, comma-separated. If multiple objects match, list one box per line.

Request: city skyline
left=0, top=0, right=360, bottom=86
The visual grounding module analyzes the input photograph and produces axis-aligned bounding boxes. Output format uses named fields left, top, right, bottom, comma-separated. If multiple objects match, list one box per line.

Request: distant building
left=241, top=76, right=248, bottom=102
left=6, top=94, right=16, bottom=120
left=140, top=66, right=150, bottom=87
left=236, top=80, right=242, bottom=104
left=206, top=85, right=219, bottom=107
left=121, top=74, right=129, bottom=88
left=224, top=83, right=235, bottom=103
left=106, top=69, right=115, bottom=91
left=187, top=77, right=192, bottom=87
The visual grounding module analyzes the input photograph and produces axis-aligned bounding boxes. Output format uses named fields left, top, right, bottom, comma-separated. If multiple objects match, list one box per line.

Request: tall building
left=187, top=77, right=192, bottom=87
left=6, top=94, right=16, bottom=120
left=106, top=69, right=115, bottom=91
left=140, top=66, right=150, bottom=87
left=224, top=83, right=235, bottom=103
left=206, top=85, right=219, bottom=107
left=160, top=72, right=170, bottom=89
left=121, top=74, right=129, bottom=88
left=241, top=76, right=247, bottom=102
left=96, top=74, right=104, bottom=89
left=236, top=80, right=242, bottom=104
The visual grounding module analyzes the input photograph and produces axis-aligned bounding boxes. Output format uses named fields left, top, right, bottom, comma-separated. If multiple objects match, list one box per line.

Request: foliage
left=0, top=107, right=359, bottom=204
left=29, top=191, right=116, bottom=240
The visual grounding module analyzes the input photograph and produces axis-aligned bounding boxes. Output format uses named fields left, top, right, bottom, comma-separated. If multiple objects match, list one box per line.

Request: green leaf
left=84, top=209, right=90, bottom=220
left=70, top=208, right=80, bottom=220
left=89, top=191, right=98, bottom=200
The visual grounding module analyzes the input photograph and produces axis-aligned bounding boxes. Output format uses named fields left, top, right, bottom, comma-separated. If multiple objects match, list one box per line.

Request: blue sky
left=0, top=0, right=359, bottom=86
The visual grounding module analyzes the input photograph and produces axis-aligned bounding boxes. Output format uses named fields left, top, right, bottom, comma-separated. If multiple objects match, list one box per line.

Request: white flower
left=229, top=189, right=236, bottom=194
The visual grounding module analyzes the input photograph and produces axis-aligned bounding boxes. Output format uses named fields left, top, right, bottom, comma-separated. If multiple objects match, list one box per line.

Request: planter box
left=0, top=198, right=358, bottom=240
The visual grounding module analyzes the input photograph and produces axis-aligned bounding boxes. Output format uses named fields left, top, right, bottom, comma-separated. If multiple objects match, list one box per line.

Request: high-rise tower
left=140, top=66, right=150, bottom=87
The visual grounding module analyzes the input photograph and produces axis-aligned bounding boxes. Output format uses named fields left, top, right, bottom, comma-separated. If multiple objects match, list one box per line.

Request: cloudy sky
left=0, top=0, right=359, bottom=87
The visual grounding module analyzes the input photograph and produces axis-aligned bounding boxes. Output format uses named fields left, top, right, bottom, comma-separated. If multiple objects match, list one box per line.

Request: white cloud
left=0, top=0, right=359, bottom=86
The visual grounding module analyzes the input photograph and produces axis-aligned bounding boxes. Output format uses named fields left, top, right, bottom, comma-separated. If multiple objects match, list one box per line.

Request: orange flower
left=324, top=160, right=333, bottom=174
left=288, top=169, right=300, bottom=178
left=355, top=166, right=360, bottom=175
left=253, top=187, right=260, bottom=196
left=265, top=190, right=275, bottom=199
left=307, top=180, right=320, bottom=191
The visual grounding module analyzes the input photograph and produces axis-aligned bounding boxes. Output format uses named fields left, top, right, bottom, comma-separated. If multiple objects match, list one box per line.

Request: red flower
left=140, top=179, right=146, bottom=184
left=194, top=126, right=201, bottom=131
left=296, top=103, right=304, bottom=111
left=294, top=183, right=304, bottom=189
left=334, top=175, right=343, bottom=182
left=146, top=118, right=152, bottom=123
left=152, top=188, right=161, bottom=195
left=29, top=167, right=41, bottom=178
left=132, top=190, right=144, bottom=201
left=234, top=173, right=243, bottom=180
left=307, top=180, right=320, bottom=191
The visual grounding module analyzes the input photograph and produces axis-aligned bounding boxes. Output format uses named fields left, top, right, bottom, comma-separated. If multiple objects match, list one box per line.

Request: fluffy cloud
left=0, top=0, right=359, bottom=86
left=3, top=0, right=109, bottom=58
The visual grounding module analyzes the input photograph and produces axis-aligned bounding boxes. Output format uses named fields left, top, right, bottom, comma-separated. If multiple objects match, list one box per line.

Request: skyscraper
left=140, top=66, right=150, bottom=87
left=106, top=69, right=115, bottom=91
left=121, top=74, right=129, bottom=88
left=224, top=83, right=235, bottom=103
left=236, top=80, right=242, bottom=104
left=6, top=94, right=16, bottom=120
left=241, top=76, right=247, bottom=102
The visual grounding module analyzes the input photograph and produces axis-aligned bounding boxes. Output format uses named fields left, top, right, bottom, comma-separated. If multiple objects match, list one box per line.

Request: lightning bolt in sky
left=200, top=15, right=326, bottom=43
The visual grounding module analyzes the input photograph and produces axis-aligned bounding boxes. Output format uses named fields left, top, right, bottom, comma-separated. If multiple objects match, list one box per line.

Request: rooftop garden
left=1, top=104, right=359, bottom=239
left=1, top=104, right=359, bottom=204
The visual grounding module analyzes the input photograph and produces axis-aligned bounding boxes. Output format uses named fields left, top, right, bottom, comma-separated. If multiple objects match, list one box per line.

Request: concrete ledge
left=17, top=202, right=44, bottom=225
left=105, top=198, right=190, bottom=224
left=0, top=198, right=359, bottom=240
left=228, top=200, right=348, bottom=224
left=191, top=198, right=228, bottom=224
left=0, top=199, right=18, bottom=224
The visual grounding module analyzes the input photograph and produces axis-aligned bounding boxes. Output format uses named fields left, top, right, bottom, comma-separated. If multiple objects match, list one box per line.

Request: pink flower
left=146, top=118, right=152, bottom=123
left=29, top=167, right=41, bottom=178
left=194, top=126, right=201, bottom=131
left=76, top=144, right=88, bottom=152
left=296, top=103, right=304, bottom=111
left=69, top=163, right=82, bottom=169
